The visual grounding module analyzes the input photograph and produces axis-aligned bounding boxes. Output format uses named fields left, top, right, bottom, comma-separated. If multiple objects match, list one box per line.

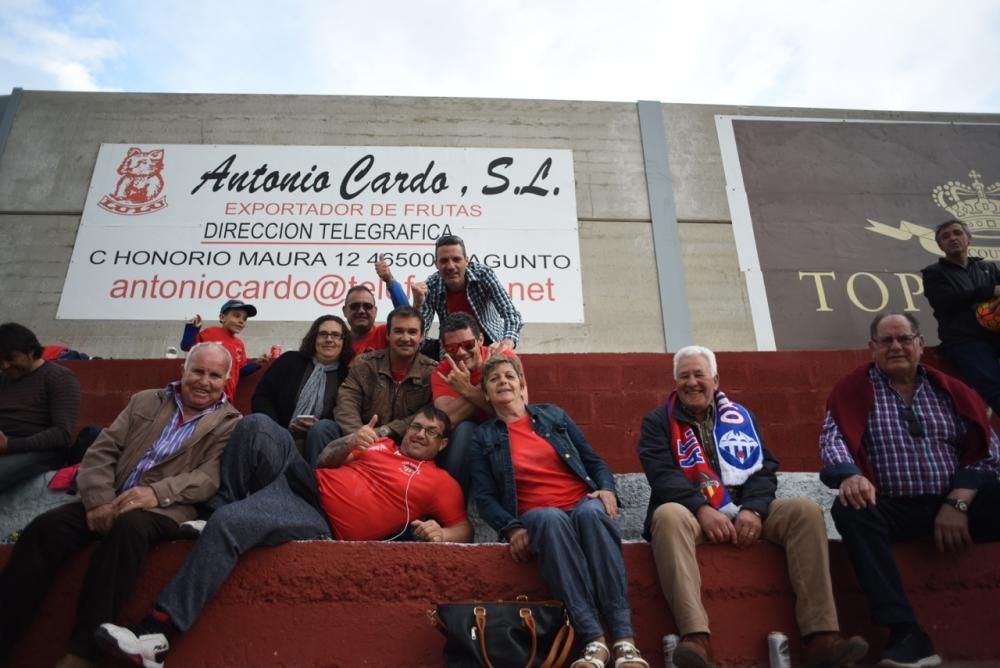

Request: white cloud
left=0, top=2, right=122, bottom=92
left=0, top=0, right=998, bottom=112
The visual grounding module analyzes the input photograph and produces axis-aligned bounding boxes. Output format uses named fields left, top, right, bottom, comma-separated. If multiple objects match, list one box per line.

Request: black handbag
left=429, top=596, right=575, bottom=668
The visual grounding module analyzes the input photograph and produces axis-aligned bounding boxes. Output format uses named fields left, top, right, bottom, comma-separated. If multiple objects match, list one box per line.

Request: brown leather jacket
left=334, top=349, right=436, bottom=441
left=77, top=387, right=242, bottom=524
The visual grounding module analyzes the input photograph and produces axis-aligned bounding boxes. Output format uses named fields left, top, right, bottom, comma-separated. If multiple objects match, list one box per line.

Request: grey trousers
left=157, top=414, right=331, bottom=631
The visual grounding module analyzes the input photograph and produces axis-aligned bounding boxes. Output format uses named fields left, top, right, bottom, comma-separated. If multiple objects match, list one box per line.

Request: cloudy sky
left=1, top=0, right=999, bottom=113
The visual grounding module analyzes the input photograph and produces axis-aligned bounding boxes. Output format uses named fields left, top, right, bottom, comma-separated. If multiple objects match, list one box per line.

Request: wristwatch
left=377, top=426, right=391, bottom=439
left=943, top=497, right=970, bottom=513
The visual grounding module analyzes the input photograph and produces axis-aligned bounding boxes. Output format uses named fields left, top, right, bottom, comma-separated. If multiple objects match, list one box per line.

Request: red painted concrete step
left=3, top=540, right=998, bottom=667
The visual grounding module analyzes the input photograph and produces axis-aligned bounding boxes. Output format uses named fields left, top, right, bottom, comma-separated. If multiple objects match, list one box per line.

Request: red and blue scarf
left=668, top=390, right=763, bottom=518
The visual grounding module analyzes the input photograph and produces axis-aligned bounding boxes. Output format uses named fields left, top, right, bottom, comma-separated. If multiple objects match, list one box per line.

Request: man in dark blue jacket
left=638, top=345, right=865, bottom=668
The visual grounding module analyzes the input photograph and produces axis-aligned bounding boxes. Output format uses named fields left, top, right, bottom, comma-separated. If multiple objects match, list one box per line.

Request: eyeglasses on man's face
left=347, top=302, right=375, bottom=312
left=444, top=339, right=478, bottom=356
left=407, top=422, right=443, bottom=439
left=872, top=334, right=918, bottom=347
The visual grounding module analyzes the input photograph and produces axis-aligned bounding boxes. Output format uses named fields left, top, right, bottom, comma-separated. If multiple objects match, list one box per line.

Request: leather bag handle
left=540, top=617, right=575, bottom=668
left=474, top=607, right=493, bottom=668
left=474, top=606, right=546, bottom=668
left=520, top=608, right=539, bottom=667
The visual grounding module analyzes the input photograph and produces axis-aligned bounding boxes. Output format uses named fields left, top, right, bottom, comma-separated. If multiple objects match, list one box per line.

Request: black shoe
left=876, top=628, right=941, bottom=668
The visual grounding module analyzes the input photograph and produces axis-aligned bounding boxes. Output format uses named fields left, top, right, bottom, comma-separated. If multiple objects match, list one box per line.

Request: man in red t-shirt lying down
left=94, top=406, right=469, bottom=668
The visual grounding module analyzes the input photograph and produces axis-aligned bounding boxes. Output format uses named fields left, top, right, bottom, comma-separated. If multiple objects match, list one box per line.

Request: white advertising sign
left=58, top=144, right=583, bottom=322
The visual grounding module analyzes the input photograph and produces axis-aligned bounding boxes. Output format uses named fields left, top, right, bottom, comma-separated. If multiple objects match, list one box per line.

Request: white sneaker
left=178, top=519, right=207, bottom=538
left=95, top=622, right=169, bottom=668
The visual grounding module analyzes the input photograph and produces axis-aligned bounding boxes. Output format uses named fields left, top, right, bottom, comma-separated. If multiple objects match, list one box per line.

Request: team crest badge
left=98, top=147, right=168, bottom=215
left=717, top=429, right=762, bottom=470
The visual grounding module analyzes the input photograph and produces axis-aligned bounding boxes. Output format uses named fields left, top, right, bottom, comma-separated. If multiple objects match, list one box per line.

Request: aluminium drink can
left=662, top=634, right=679, bottom=668
left=768, top=631, right=791, bottom=668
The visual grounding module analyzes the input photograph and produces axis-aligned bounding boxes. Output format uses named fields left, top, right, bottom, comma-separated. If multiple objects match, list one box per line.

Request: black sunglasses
left=899, top=406, right=925, bottom=438
left=347, top=302, right=375, bottom=311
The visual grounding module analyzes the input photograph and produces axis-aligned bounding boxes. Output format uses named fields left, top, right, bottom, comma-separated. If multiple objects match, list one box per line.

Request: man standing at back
left=335, top=306, right=437, bottom=442
left=0, top=322, right=81, bottom=492
left=420, top=234, right=523, bottom=355
left=921, top=218, right=1000, bottom=414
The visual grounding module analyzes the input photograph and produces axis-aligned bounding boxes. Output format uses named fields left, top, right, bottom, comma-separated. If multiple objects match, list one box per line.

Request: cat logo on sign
left=97, top=146, right=168, bottom=216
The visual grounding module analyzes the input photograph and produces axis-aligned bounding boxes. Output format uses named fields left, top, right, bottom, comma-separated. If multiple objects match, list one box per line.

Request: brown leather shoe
left=802, top=631, right=869, bottom=668
left=672, top=633, right=715, bottom=668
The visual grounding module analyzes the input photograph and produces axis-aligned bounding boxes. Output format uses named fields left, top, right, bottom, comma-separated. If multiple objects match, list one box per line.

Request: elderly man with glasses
left=821, top=312, right=1000, bottom=667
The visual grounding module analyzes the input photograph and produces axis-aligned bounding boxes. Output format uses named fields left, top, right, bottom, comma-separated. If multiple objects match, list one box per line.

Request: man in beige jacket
left=0, top=342, right=241, bottom=668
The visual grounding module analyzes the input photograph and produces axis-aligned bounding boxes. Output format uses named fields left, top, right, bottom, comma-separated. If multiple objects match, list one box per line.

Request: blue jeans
left=0, top=450, right=64, bottom=494
left=303, top=419, right=342, bottom=467
left=519, top=497, right=634, bottom=643
left=435, top=420, right=475, bottom=497
left=157, top=415, right=331, bottom=631
left=943, top=339, right=1000, bottom=415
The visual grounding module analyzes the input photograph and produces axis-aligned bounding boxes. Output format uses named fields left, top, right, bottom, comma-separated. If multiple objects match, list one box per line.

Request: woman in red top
left=470, top=356, right=649, bottom=668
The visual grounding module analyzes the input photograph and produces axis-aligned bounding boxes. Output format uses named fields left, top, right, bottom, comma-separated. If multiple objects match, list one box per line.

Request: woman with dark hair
left=470, top=355, right=649, bottom=668
left=251, top=315, right=354, bottom=465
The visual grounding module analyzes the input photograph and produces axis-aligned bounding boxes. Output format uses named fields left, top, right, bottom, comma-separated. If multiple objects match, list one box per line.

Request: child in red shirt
left=180, top=299, right=266, bottom=401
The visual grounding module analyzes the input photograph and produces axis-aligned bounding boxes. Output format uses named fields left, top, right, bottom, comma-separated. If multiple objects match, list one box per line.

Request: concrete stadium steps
left=3, top=352, right=996, bottom=665
left=3, top=540, right=999, bottom=667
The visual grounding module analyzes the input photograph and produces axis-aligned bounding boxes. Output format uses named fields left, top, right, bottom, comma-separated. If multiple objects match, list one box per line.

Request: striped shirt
left=119, top=382, right=226, bottom=492
left=820, top=366, right=1000, bottom=496
left=420, top=261, right=523, bottom=346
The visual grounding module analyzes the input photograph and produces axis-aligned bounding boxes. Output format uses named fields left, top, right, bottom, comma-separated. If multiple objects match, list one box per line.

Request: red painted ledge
left=3, top=540, right=998, bottom=666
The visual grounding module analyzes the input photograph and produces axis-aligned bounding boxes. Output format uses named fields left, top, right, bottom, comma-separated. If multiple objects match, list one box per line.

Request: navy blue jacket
left=470, top=404, right=616, bottom=539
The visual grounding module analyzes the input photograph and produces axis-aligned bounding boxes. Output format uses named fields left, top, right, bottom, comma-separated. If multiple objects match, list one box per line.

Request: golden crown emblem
left=932, top=170, right=1000, bottom=238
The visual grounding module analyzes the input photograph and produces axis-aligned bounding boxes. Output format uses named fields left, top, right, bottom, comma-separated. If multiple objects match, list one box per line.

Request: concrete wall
left=1, top=90, right=997, bottom=357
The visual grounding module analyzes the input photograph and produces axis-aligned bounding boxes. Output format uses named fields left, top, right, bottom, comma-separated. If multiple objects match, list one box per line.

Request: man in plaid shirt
left=820, top=312, right=1000, bottom=668
left=418, top=235, right=523, bottom=356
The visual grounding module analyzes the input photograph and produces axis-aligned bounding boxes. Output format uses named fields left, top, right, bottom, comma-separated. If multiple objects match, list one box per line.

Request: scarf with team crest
left=667, top=389, right=764, bottom=519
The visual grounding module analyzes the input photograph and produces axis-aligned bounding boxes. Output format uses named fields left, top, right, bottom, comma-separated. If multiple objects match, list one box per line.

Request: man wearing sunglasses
left=431, top=312, right=526, bottom=494
left=95, top=406, right=470, bottom=668
left=820, top=312, right=1000, bottom=667
left=343, top=256, right=415, bottom=356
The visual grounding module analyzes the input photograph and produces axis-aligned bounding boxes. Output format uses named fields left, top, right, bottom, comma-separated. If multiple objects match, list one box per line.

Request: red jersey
left=431, top=347, right=522, bottom=423
left=351, top=324, right=389, bottom=356
left=194, top=326, right=246, bottom=402
left=508, top=414, right=589, bottom=513
left=315, top=439, right=466, bottom=541
left=447, top=290, right=475, bottom=321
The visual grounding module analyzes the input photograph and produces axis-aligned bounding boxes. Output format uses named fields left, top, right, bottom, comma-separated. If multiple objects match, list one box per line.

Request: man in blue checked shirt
left=0, top=342, right=241, bottom=668
left=418, top=234, right=523, bottom=357
left=821, top=312, right=1000, bottom=668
